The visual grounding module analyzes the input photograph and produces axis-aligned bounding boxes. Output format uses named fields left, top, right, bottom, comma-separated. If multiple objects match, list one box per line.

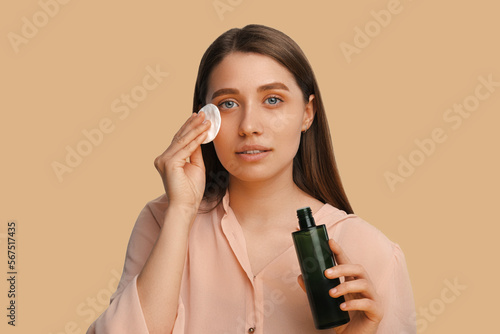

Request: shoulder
left=318, top=205, right=403, bottom=288
left=317, top=204, right=396, bottom=254
left=136, top=193, right=169, bottom=229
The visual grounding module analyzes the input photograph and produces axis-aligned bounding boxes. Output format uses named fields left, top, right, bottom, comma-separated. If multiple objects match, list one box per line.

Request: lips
left=235, top=145, right=272, bottom=162
left=238, top=150, right=267, bottom=154
left=236, top=145, right=272, bottom=154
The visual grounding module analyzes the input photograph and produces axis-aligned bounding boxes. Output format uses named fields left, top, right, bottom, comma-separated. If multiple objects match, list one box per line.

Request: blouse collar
left=219, top=187, right=348, bottom=229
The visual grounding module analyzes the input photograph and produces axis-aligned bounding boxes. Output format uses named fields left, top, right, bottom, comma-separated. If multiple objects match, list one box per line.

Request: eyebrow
left=211, top=82, right=290, bottom=100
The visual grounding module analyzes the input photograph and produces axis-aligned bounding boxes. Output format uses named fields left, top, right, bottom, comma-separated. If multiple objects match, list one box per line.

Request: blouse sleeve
left=329, top=215, right=416, bottom=334
left=376, top=243, right=416, bottom=334
left=86, top=195, right=166, bottom=334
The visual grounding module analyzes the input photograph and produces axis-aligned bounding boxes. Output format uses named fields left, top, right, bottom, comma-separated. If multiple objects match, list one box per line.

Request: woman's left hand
left=297, top=238, right=384, bottom=334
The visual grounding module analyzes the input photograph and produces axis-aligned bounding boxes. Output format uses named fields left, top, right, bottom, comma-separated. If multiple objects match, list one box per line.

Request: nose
left=238, top=103, right=263, bottom=137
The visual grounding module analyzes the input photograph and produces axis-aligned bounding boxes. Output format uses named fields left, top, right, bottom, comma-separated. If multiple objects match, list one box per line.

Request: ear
left=301, top=94, right=316, bottom=132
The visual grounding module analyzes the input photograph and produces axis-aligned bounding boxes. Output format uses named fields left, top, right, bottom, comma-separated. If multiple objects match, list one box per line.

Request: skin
left=150, top=51, right=383, bottom=333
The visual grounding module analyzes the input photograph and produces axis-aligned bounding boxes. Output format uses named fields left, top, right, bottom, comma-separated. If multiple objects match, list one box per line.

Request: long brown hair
left=192, top=24, right=353, bottom=214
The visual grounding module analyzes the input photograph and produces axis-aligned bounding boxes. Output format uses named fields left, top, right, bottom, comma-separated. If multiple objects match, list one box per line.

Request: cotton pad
left=200, top=103, right=221, bottom=144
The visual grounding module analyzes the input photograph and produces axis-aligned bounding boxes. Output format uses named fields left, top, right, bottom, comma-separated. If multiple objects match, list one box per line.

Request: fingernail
left=325, top=268, right=334, bottom=276
left=330, top=288, right=337, bottom=296
left=340, top=303, right=346, bottom=309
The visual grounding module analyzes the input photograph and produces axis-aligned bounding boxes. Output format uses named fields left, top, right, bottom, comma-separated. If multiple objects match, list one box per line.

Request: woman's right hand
left=154, top=111, right=211, bottom=213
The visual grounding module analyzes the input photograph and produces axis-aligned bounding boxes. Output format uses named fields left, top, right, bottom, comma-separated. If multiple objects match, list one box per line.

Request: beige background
left=1, top=0, right=498, bottom=333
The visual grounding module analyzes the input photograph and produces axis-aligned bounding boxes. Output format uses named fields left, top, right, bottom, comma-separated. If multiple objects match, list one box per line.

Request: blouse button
left=248, top=327, right=255, bottom=333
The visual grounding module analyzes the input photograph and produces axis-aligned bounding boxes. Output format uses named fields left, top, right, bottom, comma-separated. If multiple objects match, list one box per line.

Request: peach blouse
left=87, top=191, right=416, bottom=333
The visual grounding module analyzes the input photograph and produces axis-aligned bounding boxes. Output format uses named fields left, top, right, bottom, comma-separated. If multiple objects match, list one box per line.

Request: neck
left=228, top=170, right=315, bottom=230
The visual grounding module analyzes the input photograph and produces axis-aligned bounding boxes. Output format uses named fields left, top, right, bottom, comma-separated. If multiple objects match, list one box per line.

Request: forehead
left=205, top=52, right=299, bottom=100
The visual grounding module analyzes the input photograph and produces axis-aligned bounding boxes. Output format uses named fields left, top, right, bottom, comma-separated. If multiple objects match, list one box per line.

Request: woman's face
left=205, top=52, right=315, bottom=184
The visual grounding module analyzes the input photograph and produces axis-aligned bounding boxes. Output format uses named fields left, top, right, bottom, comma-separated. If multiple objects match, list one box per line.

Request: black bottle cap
left=296, top=207, right=316, bottom=230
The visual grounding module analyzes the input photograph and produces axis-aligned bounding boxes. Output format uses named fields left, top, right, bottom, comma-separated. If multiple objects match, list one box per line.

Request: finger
left=165, top=118, right=210, bottom=159
left=176, top=110, right=209, bottom=140
left=339, top=298, right=383, bottom=323
left=155, top=113, right=199, bottom=160
left=181, top=112, right=199, bottom=131
left=297, top=275, right=306, bottom=292
left=172, top=112, right=208, bottom=146
left=170, top=125, right=209, bottom=164
left=324, top=263, right=367, bottom=280
left=329, top=278, right=377, bottom=300
left=171, top=112, right=199, bottom=142
left=328, top=238, right=351, bottom=265
left=155, top=120, right=210, bottom=171
left=189, top=136, right=206, bottom=169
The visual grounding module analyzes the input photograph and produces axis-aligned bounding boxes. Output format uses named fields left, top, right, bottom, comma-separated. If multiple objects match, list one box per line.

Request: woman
left=87, top=24, right=415, bottom=334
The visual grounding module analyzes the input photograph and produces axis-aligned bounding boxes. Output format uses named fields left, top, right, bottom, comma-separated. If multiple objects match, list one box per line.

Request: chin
left=229, top=169, right=275, bottom=183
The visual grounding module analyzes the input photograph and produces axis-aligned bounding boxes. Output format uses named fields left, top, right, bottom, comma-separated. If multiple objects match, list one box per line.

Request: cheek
left=212, top=112, right=238, bottom=149
left=266, top=104, right=304, bottom=134
left=212, top=126, right=232, bottom=163
left=212, top=139, right=226, bottom=159
left=270, top=113, right=303, bottom=141
left=274, top=117, right=303, bottom=156
left=213, top=121, right=228, bottom=149
left=283, top=130, right=302, bottom=155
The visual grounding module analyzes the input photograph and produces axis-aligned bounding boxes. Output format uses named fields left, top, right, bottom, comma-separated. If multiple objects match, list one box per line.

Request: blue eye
left=265, top=96, right=282, bottom=105
left=219, top=100, right=237, bottom=109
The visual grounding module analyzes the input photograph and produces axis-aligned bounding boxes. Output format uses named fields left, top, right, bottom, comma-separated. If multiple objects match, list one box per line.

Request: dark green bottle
left=292, top=207, right=350, bottom=329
